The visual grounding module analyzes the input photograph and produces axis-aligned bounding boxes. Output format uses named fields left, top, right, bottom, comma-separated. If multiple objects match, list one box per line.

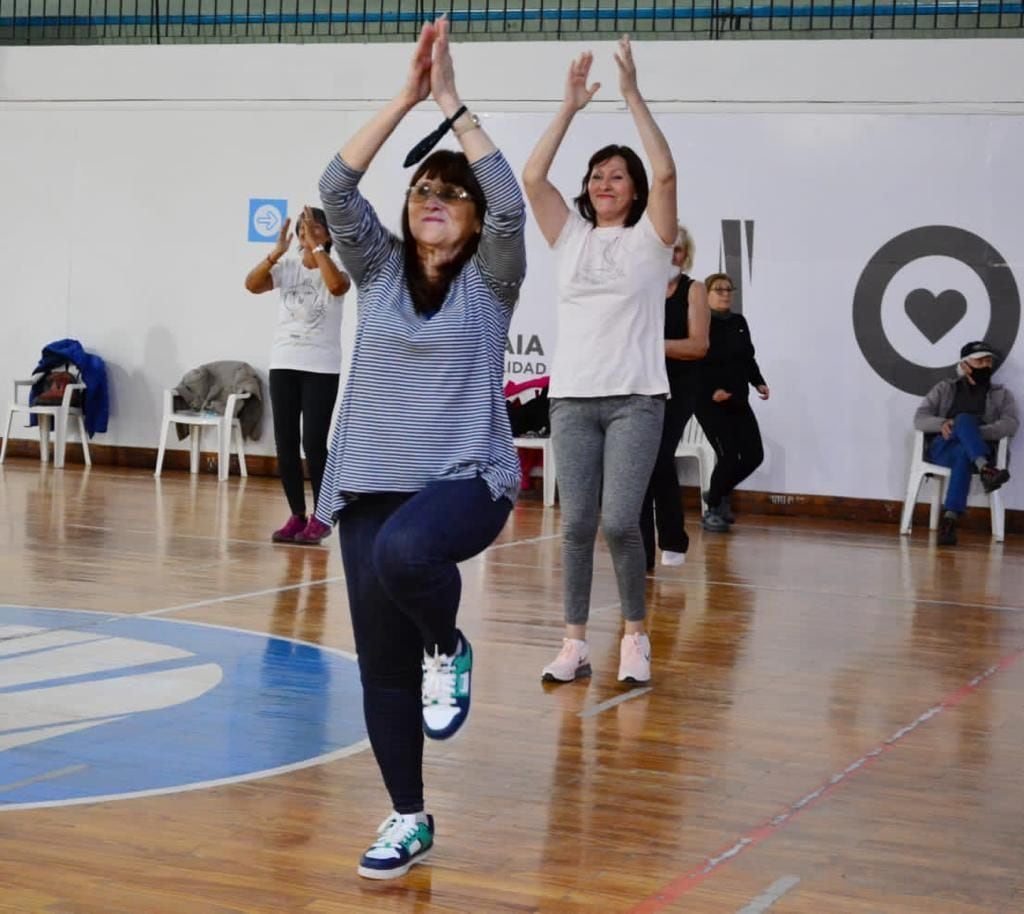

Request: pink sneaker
left=295, top=515, right=332, bottom=545
left=541, top=639, right=591, bottom=683
left=617, top=632, right=651, bottom=684
left=272, top=514, right=307, bottom=543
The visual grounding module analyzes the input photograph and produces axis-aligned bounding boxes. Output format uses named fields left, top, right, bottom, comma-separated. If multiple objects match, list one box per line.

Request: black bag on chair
left=34, top=364, right=83, bottom=407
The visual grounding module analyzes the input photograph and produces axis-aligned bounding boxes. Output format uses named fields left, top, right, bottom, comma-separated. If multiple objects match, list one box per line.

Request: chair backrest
left=681, top=416, right=709, bottom=448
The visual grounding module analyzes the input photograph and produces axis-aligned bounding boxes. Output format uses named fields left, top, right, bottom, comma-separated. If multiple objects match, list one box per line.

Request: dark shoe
left=720, top=495, right=736, bottom=524
left=702, top=507, right=730, bottom=533
left=937, top=515, right=958, bottom=546
left=979, top=466, right=1010, bottom=494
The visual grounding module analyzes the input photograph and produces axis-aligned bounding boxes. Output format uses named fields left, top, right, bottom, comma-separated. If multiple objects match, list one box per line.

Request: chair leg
left=991, top=491, right=1005, bottom=543
left=928, top=477, right=943, bottom=530
left=78, top=415, right=91, bottom=467
left=234, top=422, right=247, bottom=478
left=189, top=426, right=201, bottom=474
left=155, top=419, right=171, bottom=477
left=542, top=439, right=556, bottom=506
left=899, top=471, right=923, bottom=535
left=55, top=411, right=68, bottom=469
left=38, top=414, right=51, bottom=464
left=0, top=407, right=15, bottom=464
left=217, top=420, right=229, bottom=482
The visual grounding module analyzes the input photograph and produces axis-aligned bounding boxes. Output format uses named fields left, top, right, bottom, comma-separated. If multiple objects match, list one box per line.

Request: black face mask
left=970, top=367, right=993, bottom=387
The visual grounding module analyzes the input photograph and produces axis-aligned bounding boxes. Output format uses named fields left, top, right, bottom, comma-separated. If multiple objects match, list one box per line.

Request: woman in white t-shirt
left=523, top=37, right=677, bottom=685
left=244, top=205, right=350, bottom=545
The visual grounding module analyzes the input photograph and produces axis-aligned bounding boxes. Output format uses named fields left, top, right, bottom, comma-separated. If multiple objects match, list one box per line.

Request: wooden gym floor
left=1, top=459, right=1022, bottom=914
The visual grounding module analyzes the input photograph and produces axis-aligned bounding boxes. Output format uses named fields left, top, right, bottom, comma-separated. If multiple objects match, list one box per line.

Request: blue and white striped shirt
left=315, top=150, right=526, bottom=524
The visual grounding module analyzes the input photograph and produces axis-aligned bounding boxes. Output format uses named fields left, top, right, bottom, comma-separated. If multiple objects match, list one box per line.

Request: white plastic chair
left=899, top=429, right=1010, bottom=542
left=675, top=416, right=716, bottom=515
left=513, top=436, right=557, bottom=507
left=154, top=389, right=249, bottom=482
left=0, top=376, right=91, bottom=468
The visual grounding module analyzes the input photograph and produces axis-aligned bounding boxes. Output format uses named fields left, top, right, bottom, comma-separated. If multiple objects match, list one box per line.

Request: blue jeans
left=337, top=477, right=511, bottom=813
left=927, top=413, right=993, bottom=515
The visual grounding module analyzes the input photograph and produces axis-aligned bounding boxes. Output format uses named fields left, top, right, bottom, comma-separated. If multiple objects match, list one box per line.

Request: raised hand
left=430, top=16, right=459, bottom=109
left=401, top=21, right=436, bottom=109
left=613, top=34, right=639, bottom=98
left=272, top=217, right=292, bottom=260
left=300, top=206, right=329, bottom=252
left=564, top=51, right=600, bottom=112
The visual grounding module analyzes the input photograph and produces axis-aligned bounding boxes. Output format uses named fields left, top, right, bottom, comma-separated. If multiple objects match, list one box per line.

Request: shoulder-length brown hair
left=573, top=144, right=649, bottom=228
left=401, top=150, right=486, bottom=315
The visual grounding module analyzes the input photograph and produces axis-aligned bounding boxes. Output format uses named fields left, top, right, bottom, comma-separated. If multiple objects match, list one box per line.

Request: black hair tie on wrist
left=403, top=105, right=467, bottom=168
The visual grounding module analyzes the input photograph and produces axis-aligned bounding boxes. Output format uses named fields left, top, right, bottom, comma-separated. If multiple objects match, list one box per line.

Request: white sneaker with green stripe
left=357, top=811, right=435, bottom=880
left=421, top=629, right=472, bottom=740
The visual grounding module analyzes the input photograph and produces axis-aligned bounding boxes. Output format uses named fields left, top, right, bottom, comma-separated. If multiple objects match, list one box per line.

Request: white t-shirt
left=549, top=211, right=673, bottom=398
left=269, top=257, right=345, bottom=374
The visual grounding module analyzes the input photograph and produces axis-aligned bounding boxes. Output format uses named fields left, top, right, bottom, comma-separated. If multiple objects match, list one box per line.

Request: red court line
left=628, top=646, right=1024, bottom=914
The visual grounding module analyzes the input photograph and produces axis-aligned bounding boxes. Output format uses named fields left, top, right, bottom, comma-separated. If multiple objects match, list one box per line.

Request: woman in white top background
left=244, top=206, right=350, bottom=546
left=522, top=37, right=677, bottom=686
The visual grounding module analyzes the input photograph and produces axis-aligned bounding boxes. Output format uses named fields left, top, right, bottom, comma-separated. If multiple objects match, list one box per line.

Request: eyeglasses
left=405, top=183, right=473, bottom=204
left=710, top=286, right=735, bottom=294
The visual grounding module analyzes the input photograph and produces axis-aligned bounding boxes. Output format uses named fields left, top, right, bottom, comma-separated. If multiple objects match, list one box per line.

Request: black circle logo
left=852, top=226, right=1020, bottom=395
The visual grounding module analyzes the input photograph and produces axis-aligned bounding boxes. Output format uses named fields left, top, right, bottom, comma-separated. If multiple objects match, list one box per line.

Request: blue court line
left=2, top=3, right=1022, bottom=28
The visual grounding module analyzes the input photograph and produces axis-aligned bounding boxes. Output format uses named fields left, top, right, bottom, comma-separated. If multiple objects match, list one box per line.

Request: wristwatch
left=312, top=244, right=326, bottom=255
left=453, top=112, right=481, bottom=137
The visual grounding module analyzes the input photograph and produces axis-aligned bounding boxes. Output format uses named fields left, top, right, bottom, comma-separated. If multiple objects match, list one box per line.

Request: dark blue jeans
left=337, top=476, right=512, bottom=813
left=927, top=413, right=993, bottom=514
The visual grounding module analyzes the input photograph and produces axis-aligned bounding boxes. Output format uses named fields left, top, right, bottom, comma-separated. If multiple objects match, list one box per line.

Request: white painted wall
left=2, top=39, right=1022, bottom=507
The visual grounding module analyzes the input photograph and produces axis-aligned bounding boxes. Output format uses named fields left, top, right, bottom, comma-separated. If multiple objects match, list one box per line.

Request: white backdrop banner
left=1, top=106, right=1021, bottom=508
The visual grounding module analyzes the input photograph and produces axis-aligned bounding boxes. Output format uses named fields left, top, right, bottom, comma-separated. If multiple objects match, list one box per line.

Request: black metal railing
left=2, top=0, right=1022, bottom=42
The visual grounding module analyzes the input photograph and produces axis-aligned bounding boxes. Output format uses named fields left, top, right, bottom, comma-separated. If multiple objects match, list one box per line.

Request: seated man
left=914, top=340, right=1019, bottom=546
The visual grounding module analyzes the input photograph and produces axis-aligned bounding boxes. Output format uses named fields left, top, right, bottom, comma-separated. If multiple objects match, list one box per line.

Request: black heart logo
left=904, top=288, right=968, bottom=344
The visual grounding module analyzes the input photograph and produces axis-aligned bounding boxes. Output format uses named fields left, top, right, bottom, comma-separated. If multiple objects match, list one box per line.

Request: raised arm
left=300, top=205, right=351, bottom=297
left=615, top=36, right=677, bottom=245
left=338, top=22, right=434, bottom=171
left=319, top=26, right=438, bottom=286
left=244, top=217, right=291, bottom=294
left=522, top=52, right=600, bottom=247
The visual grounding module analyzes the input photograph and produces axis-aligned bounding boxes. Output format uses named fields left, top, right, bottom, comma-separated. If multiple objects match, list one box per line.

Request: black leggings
left=269, top=369, right=339, bottom=517
left=695, top=399, right=764, bottom=508
left=641, top=385, right=695, bottom=565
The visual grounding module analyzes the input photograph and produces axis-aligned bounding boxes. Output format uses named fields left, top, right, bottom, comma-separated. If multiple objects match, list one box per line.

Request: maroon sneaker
left=294, top=515, right=332, bottom=546
left=272, top=514, right=307, bottom=543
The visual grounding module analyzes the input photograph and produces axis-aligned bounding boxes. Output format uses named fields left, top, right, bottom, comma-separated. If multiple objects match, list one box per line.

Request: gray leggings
left=550, top=395, right=665, bottom=625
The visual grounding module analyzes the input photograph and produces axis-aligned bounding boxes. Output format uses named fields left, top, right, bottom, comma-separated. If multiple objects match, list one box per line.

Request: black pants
left=269, top=369, right=339, bottom=517
left=695, top=399, right=764, bottom=508
left=641, top=384, right=695, bottom=566
left=337, top=478, right=512, bottom=814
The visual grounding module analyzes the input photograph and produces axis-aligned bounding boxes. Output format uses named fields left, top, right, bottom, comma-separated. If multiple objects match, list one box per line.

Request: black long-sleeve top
left=698, top=310, right=766, bottom=405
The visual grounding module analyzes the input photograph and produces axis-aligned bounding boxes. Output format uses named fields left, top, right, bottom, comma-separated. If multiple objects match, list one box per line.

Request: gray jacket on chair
left=913, top=378, right=1019, bottom=441
left=173, top=361, right=264, bottom=440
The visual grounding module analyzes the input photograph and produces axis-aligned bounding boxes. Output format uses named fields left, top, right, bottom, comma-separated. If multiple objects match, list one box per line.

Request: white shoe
left=542, top=638, right=591, bottom=682
left=660, top=550, right=686, bottom=567
left=617, top=632, right=651, bottom=684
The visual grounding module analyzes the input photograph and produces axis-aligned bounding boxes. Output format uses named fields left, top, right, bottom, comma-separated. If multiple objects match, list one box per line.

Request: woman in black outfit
left=641, top=225, right=709, bottom=569
left=696, top=272, right=769, bottom=532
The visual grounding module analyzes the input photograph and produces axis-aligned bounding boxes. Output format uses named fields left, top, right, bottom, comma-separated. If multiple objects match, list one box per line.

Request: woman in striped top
left=316, top=18, right=526, bottom=880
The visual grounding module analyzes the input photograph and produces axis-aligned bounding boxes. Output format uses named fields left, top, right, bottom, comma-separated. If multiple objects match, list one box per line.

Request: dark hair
left=401, top=150, right=486, bottom=315
left=297, top=206, right=332, bottom=254
left=573, top=144, right=649, bottom=228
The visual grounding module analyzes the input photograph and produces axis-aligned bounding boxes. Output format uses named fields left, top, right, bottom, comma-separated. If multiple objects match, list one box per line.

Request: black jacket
left=698, top=311, right=766, bottom=405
